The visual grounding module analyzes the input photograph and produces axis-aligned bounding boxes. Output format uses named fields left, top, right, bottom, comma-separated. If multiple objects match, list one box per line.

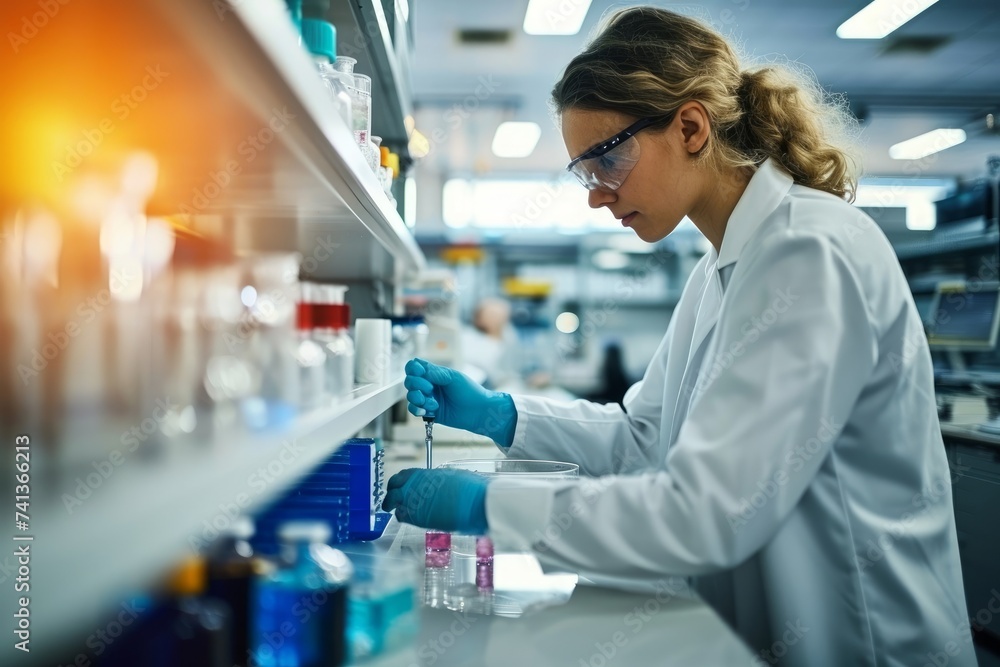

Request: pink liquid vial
left=475, top=537, right=494, bottom=591
left=425, top=531, right=451, bottom=569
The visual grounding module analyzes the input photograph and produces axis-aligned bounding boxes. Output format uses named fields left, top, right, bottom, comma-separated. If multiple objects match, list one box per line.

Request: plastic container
left=312, top=284, right=354, bottom=399
left=301, top=19, right=353, bottom=129
left=295, top=302, right=327, bottom=409
left=367, top=135, right=383, bottom=177
left=378, top=145, right=394, bottom=199
left=332, top=57, right=373, bottom=155
left=438, top=459, right=579, bottom=480
left=355, top=318, right=393, bottom=384
left=241, top=253, right=304, bottom=428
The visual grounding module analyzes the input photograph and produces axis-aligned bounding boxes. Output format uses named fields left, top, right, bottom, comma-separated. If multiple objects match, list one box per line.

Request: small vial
left=425, top=531, right=451, bottom=569
left=475, top=537, right=494, bottom=591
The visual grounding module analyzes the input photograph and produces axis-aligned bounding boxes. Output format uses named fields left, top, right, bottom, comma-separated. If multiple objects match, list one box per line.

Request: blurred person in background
left=459, top=297, right=516, bottom=388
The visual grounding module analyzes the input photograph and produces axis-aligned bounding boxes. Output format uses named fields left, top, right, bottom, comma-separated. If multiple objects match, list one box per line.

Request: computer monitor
left=926, top=283, right=1000, bottom=350
left=935, top=180, right=996, bottom=229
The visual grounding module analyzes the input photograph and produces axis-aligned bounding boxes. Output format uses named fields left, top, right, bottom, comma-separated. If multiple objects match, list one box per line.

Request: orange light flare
left=0, top=0, right=264, bottom=221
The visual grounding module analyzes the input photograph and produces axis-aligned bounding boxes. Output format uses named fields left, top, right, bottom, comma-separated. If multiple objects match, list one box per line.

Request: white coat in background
left=486, top=160, right=974, bottom=667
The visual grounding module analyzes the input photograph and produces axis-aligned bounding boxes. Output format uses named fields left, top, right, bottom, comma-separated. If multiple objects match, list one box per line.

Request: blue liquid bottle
left=345, top=547, right=419, bottom=661
left=251, top=521, right=353, bottom=667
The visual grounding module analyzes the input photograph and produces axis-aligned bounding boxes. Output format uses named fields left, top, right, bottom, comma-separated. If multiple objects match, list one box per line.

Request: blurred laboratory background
left=1, top=0, right=999, bottom=666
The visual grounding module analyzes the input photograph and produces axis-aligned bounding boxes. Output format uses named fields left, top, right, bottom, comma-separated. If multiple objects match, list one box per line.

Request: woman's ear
left=675, top=101, right=710, bottom=155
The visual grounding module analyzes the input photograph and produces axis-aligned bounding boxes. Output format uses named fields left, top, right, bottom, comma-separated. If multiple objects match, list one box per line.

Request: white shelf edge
left=22, top=377, right=404, bottom=659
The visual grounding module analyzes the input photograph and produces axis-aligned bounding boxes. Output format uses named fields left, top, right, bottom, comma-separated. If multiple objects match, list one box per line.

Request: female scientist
left=384, top=7, right=972, bottom=665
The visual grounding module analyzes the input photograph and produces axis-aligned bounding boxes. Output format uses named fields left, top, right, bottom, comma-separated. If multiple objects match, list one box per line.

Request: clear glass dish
left=437, top=459, right=579, bottom=480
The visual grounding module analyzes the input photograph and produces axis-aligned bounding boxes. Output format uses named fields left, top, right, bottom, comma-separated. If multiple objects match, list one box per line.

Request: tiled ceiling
left=410, top=0, right=1000, bottom=180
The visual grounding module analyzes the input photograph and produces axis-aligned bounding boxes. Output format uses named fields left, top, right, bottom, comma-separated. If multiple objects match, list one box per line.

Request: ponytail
left=729, top=67, right=860, bottom=200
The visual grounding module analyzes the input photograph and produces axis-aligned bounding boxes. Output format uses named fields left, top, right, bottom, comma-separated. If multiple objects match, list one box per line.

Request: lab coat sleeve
left=487, top=230, right=878, bottom=578
left=504, top=318, right=675, bottom=476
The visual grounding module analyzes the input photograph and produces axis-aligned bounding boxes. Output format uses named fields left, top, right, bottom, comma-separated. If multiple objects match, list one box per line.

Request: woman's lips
left=621, top=211, right=638, bottom=226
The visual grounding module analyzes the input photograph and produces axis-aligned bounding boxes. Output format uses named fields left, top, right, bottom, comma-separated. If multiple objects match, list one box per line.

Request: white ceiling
left=409, top=0, right=1000, bottom=180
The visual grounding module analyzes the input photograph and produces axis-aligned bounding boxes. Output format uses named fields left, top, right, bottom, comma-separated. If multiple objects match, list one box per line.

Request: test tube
left=475, top=537, right=494, bottom=591
left=424, top=531, right=451, bottom=569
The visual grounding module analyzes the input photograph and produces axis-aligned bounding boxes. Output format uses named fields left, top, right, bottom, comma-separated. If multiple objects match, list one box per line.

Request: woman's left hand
left=382, top=468, right=490, bottom=533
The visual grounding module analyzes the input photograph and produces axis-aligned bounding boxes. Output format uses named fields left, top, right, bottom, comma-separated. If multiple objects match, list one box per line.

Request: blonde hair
left=552, top=6, right=861, bottom=201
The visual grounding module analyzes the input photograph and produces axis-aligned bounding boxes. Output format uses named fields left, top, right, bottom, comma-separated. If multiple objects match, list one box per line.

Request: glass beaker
left=437, top=459, right=580, bottom=480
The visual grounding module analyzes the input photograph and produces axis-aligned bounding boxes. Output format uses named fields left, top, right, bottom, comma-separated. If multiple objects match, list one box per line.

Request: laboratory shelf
left=326, top=0, right=414, bottom=152
left=14, top=378, right=404, bottom=663
left=151, top=0, right=423, bottom=282
left=894, top=229, right=999, bottom=260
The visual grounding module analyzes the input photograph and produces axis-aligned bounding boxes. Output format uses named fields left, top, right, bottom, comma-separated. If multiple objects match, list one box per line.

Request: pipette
left=423, top=416, right=434, bottom=469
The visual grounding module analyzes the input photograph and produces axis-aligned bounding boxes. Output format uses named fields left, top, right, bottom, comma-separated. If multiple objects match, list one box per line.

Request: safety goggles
left=566, top=116, right=665, bottom=191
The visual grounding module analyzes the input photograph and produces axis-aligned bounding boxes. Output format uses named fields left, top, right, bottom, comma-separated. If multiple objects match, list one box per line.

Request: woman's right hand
left=404, top=358, right=517, bottom=448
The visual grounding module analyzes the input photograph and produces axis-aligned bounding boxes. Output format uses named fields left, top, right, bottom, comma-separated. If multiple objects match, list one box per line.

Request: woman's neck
left=687, top=167, right=751, bottom=254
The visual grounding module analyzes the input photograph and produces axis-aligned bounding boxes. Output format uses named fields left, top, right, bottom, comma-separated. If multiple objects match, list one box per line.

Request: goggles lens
left=568, top=134, right=641, bottom=191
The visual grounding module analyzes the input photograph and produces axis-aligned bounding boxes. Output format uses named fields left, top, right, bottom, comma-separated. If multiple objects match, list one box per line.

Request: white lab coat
left=486, top=160, right=974, bottom=667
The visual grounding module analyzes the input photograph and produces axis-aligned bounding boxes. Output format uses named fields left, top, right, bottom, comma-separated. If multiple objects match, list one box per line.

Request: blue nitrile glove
left=382, top=468, right=489, bottom=533
left=404, top=358, right=517, bottom=448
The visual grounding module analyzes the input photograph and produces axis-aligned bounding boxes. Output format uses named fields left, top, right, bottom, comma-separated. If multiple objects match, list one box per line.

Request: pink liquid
left=475, top=537, right=494, bottom=590
left=425, top=531, right=451, bottom=569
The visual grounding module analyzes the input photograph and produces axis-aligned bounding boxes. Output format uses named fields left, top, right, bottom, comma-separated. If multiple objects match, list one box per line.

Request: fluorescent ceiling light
left=837, top=0, right=939, bottom=39
left=889, top=129, right=966, bottom=160
left=524, top=0, right=593, bottom=35
left=492, top=122, right=542, bottom=158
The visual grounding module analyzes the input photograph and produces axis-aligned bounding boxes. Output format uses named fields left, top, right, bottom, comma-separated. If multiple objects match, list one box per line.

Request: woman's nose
left=588, top=187, right=616, bottom=209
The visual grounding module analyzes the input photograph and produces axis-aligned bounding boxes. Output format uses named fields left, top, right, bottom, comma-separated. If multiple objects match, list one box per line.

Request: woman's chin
left=632, top=220, right=672, bottom=244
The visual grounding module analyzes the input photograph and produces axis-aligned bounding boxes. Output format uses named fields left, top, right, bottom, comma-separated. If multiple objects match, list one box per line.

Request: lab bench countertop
left=360, top=512, right=756, bottom=667
left=374, top=580, right=756, bottom=667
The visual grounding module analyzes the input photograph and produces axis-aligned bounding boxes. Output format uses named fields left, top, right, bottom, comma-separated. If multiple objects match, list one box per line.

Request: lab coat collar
left=717, top=159, right=794, bottom=269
